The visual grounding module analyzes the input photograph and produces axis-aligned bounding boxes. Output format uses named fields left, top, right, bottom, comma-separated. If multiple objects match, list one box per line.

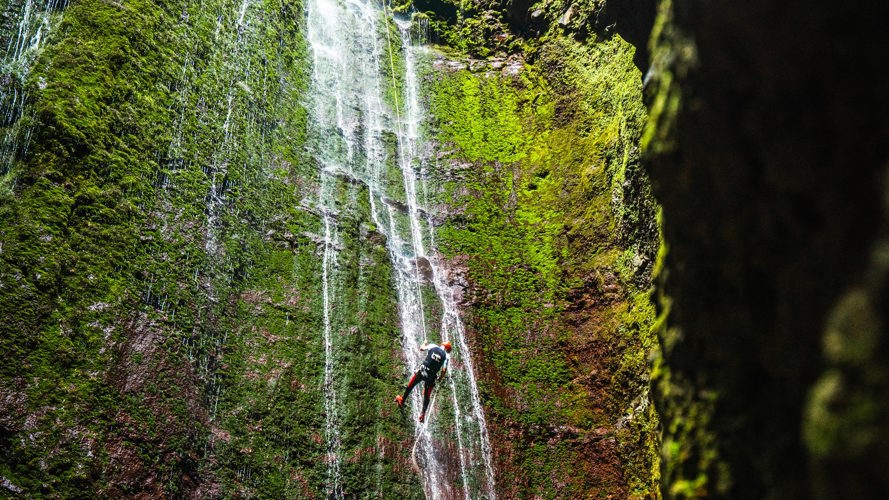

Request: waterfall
left=305, top=0, right=352, bottom=494
left=0, top=0, right=66, bottom=185
left=395, top=18, right=497, bottom=500
left=321, top=209, right=343, bottom=498
left=304, top=0, right=496, bottom=497
left=204, top=0, right=256, bottom=263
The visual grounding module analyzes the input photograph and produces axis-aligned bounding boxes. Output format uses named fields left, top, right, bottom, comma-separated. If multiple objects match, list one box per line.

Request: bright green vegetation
left=0, top=0, right=420, bottom=496
left=428, top=31, right=660, bottom=498
left=0, top=0, right=661, bottom=496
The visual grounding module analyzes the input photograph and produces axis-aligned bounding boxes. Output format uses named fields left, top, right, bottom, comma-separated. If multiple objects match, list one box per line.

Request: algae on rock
left=426, top=24, right=661, bottom=498
left=0, top=0, right=665, bottom=497
left=0, top=0, right=420, bottom=496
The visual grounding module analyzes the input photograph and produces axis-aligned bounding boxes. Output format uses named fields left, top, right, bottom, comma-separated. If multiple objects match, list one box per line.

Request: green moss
left=429, top=29, right=659, bottom=497
left=0, top=0, right=662, bottom=496
left=0, top=0, right=369, bottom=496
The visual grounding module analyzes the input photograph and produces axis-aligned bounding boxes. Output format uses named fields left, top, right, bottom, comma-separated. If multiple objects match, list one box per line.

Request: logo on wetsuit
left=422, top=346, right=447, bottom=376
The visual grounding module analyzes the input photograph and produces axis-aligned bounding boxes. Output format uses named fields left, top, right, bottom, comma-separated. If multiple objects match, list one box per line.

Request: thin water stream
left=305, top=0, right=496, bottom=498
left=395, top=19, right=496, bottom=499
left=0, top=0, right=66, bottom=184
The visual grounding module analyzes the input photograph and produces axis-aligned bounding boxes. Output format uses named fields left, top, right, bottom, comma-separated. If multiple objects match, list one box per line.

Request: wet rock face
left=645, top=0, right=889, bottom=497
left=428, top=20, right=661, bottom=494
left=593, top=0, right=657, bottom=72
left=0, top=73, right=23, bottom=127
left=412, top=0, right=458, bottom=23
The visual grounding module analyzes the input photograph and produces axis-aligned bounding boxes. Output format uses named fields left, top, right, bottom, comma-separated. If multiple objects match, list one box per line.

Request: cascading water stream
left=321, top=209, right=343, bottom=498
left=305, top=0, right=496, bottom=497
left=205, top=0, right=255, bottom=262
left=198, top=0, right=258, bottom=421
left=0, top=0, right=66, bottom=182
left=395, top=18, right=497, bottom=500
left=306, top=0, right=354, bottom=494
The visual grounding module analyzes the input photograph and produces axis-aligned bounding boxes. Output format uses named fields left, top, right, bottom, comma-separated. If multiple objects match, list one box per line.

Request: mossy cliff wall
left=415, top=1, right=662, bottom=496
left=643, top=0, right=889, bottom=497
left=0, top=0, right=666, bottom=497
left=0, top=0, right=422, bottom=496
left=421, top=0, right=889, bottom=496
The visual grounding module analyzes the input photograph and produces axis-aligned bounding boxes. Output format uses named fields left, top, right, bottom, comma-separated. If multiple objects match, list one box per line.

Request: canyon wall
left=0, top=0, right=666, bottom=497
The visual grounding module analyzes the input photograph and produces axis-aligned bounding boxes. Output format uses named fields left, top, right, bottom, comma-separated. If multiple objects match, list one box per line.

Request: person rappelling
left=395, top=341, right=452, bottom=423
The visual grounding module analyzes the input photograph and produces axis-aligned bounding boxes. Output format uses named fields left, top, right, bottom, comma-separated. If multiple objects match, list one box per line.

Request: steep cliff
left=0, top=0, right=663, bottom=497
left=415, top=1, right=662, bottom=496
left=352, top=1, right=664, bottom=493
left=0, top=0, right=421, bottom=496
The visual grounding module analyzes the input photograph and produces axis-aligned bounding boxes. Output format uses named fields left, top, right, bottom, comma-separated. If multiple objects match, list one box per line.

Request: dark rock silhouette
left=644, top=0, right=889, bottom=497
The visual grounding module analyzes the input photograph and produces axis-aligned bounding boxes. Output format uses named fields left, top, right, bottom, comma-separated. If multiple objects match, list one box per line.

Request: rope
left=410, top=387, right=439, bottom=472
left=383, top=10, right=443, bottom=482
left=381, top=1, right=429, bottom=343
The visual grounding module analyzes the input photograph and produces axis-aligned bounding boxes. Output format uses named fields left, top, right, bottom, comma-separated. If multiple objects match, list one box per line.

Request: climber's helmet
left=442, top=341, right=452, bottom=353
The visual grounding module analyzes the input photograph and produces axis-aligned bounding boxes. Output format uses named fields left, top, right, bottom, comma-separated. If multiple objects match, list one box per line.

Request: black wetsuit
left=401, top=344, right=449, bottom=416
